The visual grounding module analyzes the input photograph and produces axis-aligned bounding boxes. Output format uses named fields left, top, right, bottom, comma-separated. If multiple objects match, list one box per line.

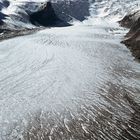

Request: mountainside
left=0, top=0, right=90, bottom=40
left=120, top=9, right=140, bottom=60
left=0, top=0, right=140, bottom=29
left=0, top=0, right=90, bottom=29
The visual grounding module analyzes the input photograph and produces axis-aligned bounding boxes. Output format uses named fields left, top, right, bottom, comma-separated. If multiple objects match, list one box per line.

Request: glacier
left=0, top=0, right=140, bottom=140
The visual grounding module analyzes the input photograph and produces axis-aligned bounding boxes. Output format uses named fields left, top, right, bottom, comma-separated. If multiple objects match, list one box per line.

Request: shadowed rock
left=51, top=0, right=90, bottom=22
left=0, top=12, right=6, bottom=25
left=0, top=0, right=9, bottom=10
left=30, top=2, right=70, bottom=27
left=0, top=0, right=9, bottom=25
left=30, top=0, right=90, bottom=27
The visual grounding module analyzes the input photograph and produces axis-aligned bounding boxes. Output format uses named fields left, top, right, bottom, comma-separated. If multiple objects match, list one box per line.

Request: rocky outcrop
left=0, top=0, right=9, bottom=25
left=0, top=0, right=9, bottom=10
left=119, top=10, right=140, bottom=28
left=51, top=0, right=90, bottom=22
left=120, top=10, right=140, bottom=60
left=30, top=0, right=90, bottom=27
left=0, top=12, right=6, bottom=25
left=30, top=2, right=70, bottom=27
left=122, top=29, right=140, bottom=60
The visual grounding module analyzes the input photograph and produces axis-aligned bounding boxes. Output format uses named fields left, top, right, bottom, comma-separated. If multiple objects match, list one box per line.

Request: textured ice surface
left=0, top=0, right=140, bottom=139
left=0, top=22, right=140, bottom=139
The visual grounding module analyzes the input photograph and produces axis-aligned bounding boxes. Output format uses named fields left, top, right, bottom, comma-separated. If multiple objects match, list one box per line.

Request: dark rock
left=0, top=0, right=9, bottom=10
left=122, top=29, right=140, bottom=60
left=120, top=11, right=140, bottom=60
left=30, top=0, right=90, bottom=27
left=127, top=17, right=140, bottom=36
left=119, top=15, right=134, bottom=28
left=30, top=2, right=70, bottom=27
left=0, top=12, right=7, bottom=25
left=51, top=0, right=90, bottom=22
left=0, top=0, right=9, bottom=25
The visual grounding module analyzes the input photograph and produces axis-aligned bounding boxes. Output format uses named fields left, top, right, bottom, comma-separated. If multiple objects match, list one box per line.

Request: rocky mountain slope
left=0, top=0, right=90, bottom=29
left=0, top=0, right=90, bottom=40
left=120, top=9, right=140, bottom=60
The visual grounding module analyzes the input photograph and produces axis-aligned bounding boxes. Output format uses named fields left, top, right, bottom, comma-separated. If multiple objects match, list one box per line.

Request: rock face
left=119, top=10, right=140, bottom=28
left=0, top=12, right=6, bottom=25
left=30, top=2, right=70, bottom=27
left=30, top=0, right=90, bottom=27
left=120, top=10, right=140, bottom=60
left=0, top=0, right=9, bottom=10
left=0, top=0, right=9, bottom=25
left=51, top=0, right=90, bottom=22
